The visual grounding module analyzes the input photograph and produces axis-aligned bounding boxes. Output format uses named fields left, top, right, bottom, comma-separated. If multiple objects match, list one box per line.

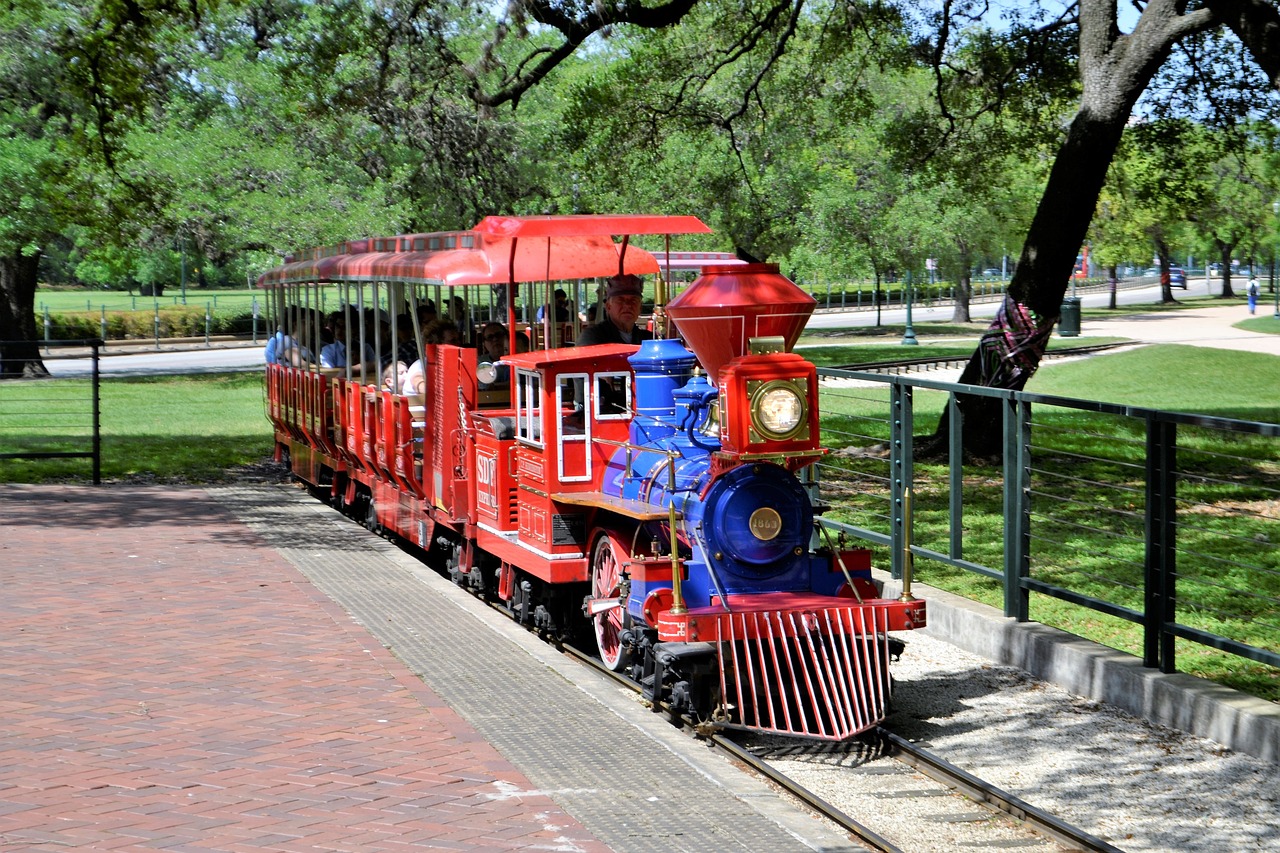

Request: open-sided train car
left=258, top=214, right=925, bottom=741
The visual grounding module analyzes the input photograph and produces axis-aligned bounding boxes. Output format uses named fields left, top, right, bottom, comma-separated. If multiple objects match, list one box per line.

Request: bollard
left=205, top=303, right=211, bottom=346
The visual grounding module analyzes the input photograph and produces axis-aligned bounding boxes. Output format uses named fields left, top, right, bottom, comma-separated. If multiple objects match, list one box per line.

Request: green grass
left=1028, top=345, right=1280, bottom=423
left=0, top=373, right=272, bottom=483
left=1238, top=313, right=1280, bottom=335
left=797, top=322, right=1125, bottom=368
left=36, top=286, right=261, bottom=314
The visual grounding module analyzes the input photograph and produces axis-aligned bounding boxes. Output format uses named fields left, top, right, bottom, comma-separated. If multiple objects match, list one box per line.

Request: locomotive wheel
left=590, top=532, right=632, bottom=672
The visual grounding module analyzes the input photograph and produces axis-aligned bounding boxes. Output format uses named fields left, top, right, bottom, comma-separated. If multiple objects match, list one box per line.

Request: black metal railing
left=0, top=340, right=102, bottom=484
left=815, top=367, right=1280, bottom=677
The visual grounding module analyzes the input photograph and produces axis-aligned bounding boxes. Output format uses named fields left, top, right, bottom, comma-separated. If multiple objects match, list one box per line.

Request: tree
left=929, top=1, right=1279, bottom=454
left=0, top=1, right=215, bottom=378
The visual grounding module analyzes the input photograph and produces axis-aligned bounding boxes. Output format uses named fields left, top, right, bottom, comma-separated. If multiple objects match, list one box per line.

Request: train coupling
left=642, top=642, right=717, bottom=718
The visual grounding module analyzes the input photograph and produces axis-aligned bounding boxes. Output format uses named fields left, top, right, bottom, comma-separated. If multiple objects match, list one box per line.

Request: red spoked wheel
left=590, top=532, right=632, bottom=672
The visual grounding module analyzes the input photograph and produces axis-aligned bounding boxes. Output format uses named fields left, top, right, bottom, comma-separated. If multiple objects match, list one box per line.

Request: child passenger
left=381, top=360, right=408, bottom=394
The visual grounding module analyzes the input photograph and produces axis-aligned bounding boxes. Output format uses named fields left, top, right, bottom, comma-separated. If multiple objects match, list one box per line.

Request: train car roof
left=257, top=214, right=712, bottom=289
left=473, top=214, right=712, bottom=239
left=501, top=343, right=638, bottom=371
left=654, top=251, right=746, bottom=271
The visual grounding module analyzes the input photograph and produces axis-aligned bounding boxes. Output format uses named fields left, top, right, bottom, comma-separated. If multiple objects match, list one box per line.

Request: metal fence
left=814, top=367, right=1280, bottom=677
left=35, top=294, right=264, bottom=345
left=0, top=340, right=102, bottom=484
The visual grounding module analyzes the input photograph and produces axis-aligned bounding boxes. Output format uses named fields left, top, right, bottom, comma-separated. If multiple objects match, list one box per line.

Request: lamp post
left=901, top=268, right=918, bottom=345
left=1273, top=199, right=1279, bottom=319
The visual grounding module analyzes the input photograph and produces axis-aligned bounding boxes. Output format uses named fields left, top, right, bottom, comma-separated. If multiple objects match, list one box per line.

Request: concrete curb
left=886, top=578, right=1280, bottom=764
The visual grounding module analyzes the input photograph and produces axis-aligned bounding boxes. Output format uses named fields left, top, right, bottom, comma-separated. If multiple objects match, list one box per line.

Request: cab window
left=515, top=369, right=543, bottom=446
left=593, top=371, right=631, bottom=419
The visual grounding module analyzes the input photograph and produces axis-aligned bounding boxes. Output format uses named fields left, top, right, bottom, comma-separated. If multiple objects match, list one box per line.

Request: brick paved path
left=0, top=484, right=607, bottom=852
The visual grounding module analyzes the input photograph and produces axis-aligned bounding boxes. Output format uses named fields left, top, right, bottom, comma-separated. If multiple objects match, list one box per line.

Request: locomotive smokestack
left=665, top=264, right=816, bottom=379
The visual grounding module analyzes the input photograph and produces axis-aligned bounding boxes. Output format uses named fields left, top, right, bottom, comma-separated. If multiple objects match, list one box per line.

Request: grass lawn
left=36, top=287, right=260, bottom=313
left=1238, top=313, right=1280, bottom=335
left=0, top=372, right=272, bottom=483
left=810, top=335, right=1279, bottom=701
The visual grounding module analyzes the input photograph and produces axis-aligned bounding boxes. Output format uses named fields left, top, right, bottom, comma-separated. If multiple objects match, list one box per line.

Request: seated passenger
left=320, top=310, right=376, bottom=372
left=381, top=360, right=408, bottom=394
left=478, top=322, right=509, bottom=391
left=537, top=288, right=572, bottom=323
left=265, top=312, right=315, bottom=367
left=575, top=275, right=652, bottom=347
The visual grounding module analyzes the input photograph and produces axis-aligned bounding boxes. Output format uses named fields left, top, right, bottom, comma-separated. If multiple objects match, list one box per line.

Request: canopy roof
left=257, top=215, right=711, bottom=289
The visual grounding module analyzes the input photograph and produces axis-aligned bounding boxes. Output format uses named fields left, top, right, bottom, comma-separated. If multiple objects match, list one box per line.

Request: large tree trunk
left=933, top=101, right=1133, bottom=458
left=925, top=0, right=1220, bottom=458
left=0, top=249, right=49, bottom=379
left=1215, top=242, right=1238, bottom=298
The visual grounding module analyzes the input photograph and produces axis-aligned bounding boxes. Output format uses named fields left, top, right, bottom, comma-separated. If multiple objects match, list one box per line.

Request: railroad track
left=378, top=510, right=1127, bottom=853
left=830, top=342, right=1130, bottom=375
left=559, top=643, right=1122, bottom=853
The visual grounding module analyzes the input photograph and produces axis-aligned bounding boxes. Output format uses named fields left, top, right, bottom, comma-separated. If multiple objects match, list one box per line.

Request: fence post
left=252, top=298, right=260, bottom=344
left=100, top=307, right=107, bottom=341
left=43, top=307, right=51, bottom=348
left=948, top=393, right=964, bottom=560
left=205, top=302, right=212, bottom=346
left=1002, top=395, right=1032, bottom=620
left=1144, top=416, right=1178, bottom=672
left=888, top=384, right=915, bottom=580
left=91, top=340, right=102, bottom=486
left=154, top=304, right=161, bottom=350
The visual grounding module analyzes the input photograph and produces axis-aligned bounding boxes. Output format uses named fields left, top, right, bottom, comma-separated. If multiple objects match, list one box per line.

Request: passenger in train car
left=265, top=309, right=317, bottom=367
left=381, top=360, right=409, bottom=394
left=263, top=325, right=284, bottom=363
left=536, top=288, right=572, bottom=323
left=479, top=322, right=508, bottom=361
left=421, top=319, right=461, bottom=347
left=417, top=298, right=437, bottom=323
left=478, top=322, right=510, bottom=390
left=391, top=312, right=422, bottom=366
left=574, top=275, right=652, bottom=347
left=319, top=310, right=376, bottom=372
left=401, top=321, right=461, bottom=404
left=447, top=295, right=470, bottom=340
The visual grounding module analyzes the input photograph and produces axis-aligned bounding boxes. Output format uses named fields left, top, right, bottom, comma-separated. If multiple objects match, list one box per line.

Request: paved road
left=44, top=339, right=268, bottom=378
left=40, top=277, right=1277, bottom=378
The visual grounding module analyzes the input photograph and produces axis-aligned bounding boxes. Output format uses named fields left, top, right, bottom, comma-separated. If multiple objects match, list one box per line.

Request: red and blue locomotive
left=259, top=214, right=925, bottom=741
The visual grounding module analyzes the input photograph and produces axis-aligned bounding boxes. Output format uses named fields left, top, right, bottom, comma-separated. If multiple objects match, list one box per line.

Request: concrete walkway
left=1075, top=302, right=1280, bottom=356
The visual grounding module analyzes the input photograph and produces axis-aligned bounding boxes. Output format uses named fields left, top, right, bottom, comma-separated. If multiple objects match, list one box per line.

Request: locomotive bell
left=666, top=263, right=816, bottom=380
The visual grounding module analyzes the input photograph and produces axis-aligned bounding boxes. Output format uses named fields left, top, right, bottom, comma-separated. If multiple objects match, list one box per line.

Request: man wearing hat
left=575, top=274, right=653, bottom=347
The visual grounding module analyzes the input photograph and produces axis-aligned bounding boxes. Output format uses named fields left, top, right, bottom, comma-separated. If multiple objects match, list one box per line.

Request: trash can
left=1059, top=297, right=1081, bottom=337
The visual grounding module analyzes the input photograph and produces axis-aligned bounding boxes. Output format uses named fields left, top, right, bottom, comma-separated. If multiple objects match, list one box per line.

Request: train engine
left=586, top=263, right=926, bottom=741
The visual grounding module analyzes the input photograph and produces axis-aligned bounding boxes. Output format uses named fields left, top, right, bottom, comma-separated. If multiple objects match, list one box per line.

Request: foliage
left=42, top=306, right=257, bottom=340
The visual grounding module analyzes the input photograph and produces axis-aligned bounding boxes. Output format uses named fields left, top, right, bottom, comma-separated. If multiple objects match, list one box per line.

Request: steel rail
left=871, top=726, right=1125, bottom=853
left=424, top=546, right=1121, bottom=853
left=557, top=644, right=902, bottom=851
left=829, top=342, right=1130, bottom=374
